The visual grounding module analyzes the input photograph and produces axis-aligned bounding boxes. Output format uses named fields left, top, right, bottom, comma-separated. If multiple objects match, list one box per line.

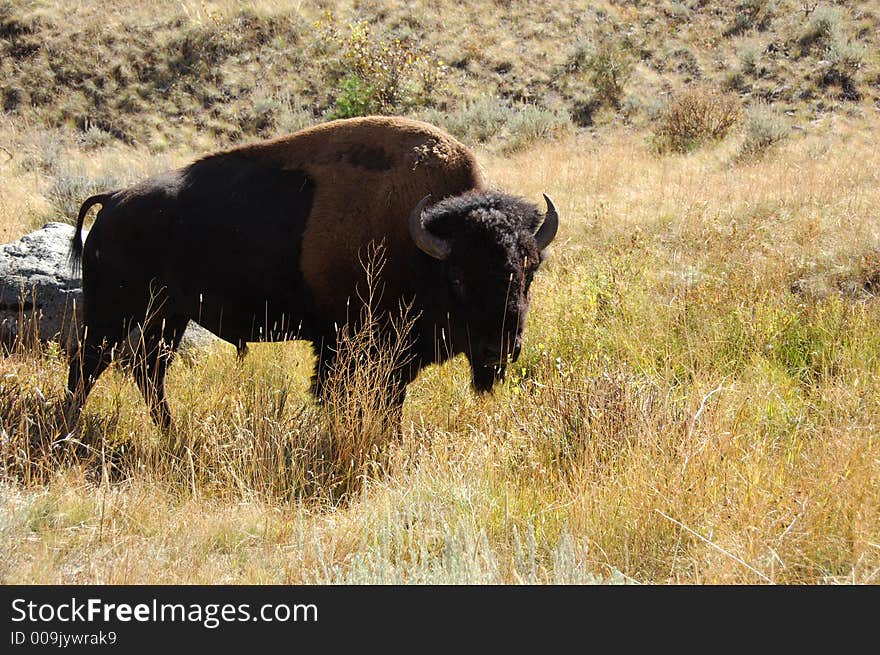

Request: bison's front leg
left=309, top=334, right=337, bottom=403
left=309, top=332, right=410, bottom=424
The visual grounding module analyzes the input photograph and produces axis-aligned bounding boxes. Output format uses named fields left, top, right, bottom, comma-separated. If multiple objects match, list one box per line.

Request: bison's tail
left=69, top=193, right=111, bottom=276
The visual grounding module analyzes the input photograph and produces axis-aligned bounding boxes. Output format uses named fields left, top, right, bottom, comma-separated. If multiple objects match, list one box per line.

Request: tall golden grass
left=2, top=112, right=879, bottom=583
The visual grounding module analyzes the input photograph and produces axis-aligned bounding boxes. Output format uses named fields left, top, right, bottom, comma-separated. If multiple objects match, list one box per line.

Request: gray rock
left=0, top=222, right=219, bottom=354
left=0, top=222, right=82, bottom=351
left=177, top=321, right=220, bottom=356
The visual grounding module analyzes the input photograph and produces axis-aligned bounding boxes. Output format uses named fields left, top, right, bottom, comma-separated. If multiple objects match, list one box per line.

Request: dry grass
left=2, top=104, right=880, bottom=583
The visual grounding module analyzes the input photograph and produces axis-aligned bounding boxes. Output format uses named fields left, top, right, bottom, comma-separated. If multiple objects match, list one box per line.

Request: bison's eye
left=449, top=278, right=466, bottom=300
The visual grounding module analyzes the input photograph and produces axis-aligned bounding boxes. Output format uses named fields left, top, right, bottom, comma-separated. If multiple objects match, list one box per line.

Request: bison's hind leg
left=65, top=320, right=131, bottom=432
left=129, top=315, right=189, bottom=431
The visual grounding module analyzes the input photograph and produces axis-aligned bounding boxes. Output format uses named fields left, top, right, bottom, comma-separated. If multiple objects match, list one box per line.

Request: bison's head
left=410, top=190, right=559, bottom=392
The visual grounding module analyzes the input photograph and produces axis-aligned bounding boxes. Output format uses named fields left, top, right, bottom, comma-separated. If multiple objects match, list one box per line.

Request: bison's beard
left=471, top=363, right=506, bottom=394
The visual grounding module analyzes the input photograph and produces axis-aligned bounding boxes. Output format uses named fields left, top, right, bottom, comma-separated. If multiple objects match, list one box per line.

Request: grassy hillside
left=2, top=0, right=878, bottom=150
left=1, top=1, right=879, bottom=584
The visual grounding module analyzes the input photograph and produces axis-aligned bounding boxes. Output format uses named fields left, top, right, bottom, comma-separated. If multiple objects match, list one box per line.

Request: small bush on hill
left=46, top=164, right=120, bottom=222
left=332, top=76, right=377, bottom=119
left=739, top=103, right=789, bottom=157
left=797, top=5, right=840, bottom=51
left=820, top=34, right=865, bottom=100
left=420, top=96, right=510, bottom=143
left=653, top=86, right=742, bottom=153
left=503, top=104, right=573, bottom=153
left=317, top=13, right=446, bottom=117
left=566, top=29, right=635, bottom=110
left=724, top=0, right=777, bottom=36
left=417, top=99, right=572, bottom=150
left=737, top=40, right=762, bottom=76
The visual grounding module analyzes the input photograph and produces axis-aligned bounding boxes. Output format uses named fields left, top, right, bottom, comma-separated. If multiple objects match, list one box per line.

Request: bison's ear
left=410, top=195, right=451, bottom=260
left=534, top=194, right=559, bottom=251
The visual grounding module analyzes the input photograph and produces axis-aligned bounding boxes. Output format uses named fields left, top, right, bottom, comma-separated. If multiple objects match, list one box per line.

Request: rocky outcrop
left=0, top=222, right=82, bottom=351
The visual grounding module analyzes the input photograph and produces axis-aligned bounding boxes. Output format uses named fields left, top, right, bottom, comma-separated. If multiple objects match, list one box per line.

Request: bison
left=66, top=116, right=559, bottom=428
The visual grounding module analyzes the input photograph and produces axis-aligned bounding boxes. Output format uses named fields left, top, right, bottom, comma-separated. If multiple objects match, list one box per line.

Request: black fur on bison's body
left=65, top=116, right=559, bottom=428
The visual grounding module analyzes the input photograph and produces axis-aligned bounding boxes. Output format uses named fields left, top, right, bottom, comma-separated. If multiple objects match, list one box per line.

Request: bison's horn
left=534, top=193, right=559, bottom=251
left=409, top=195, right=451, bottom=260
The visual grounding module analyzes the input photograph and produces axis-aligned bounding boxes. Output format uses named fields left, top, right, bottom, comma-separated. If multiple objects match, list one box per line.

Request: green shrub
left=317, top=14, right=446, bottom=114
left=331, top=75, right=377, bottom=119
left=722, top=70, right=749, bottom=93
left=567, top=30, right=634, bottom=109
